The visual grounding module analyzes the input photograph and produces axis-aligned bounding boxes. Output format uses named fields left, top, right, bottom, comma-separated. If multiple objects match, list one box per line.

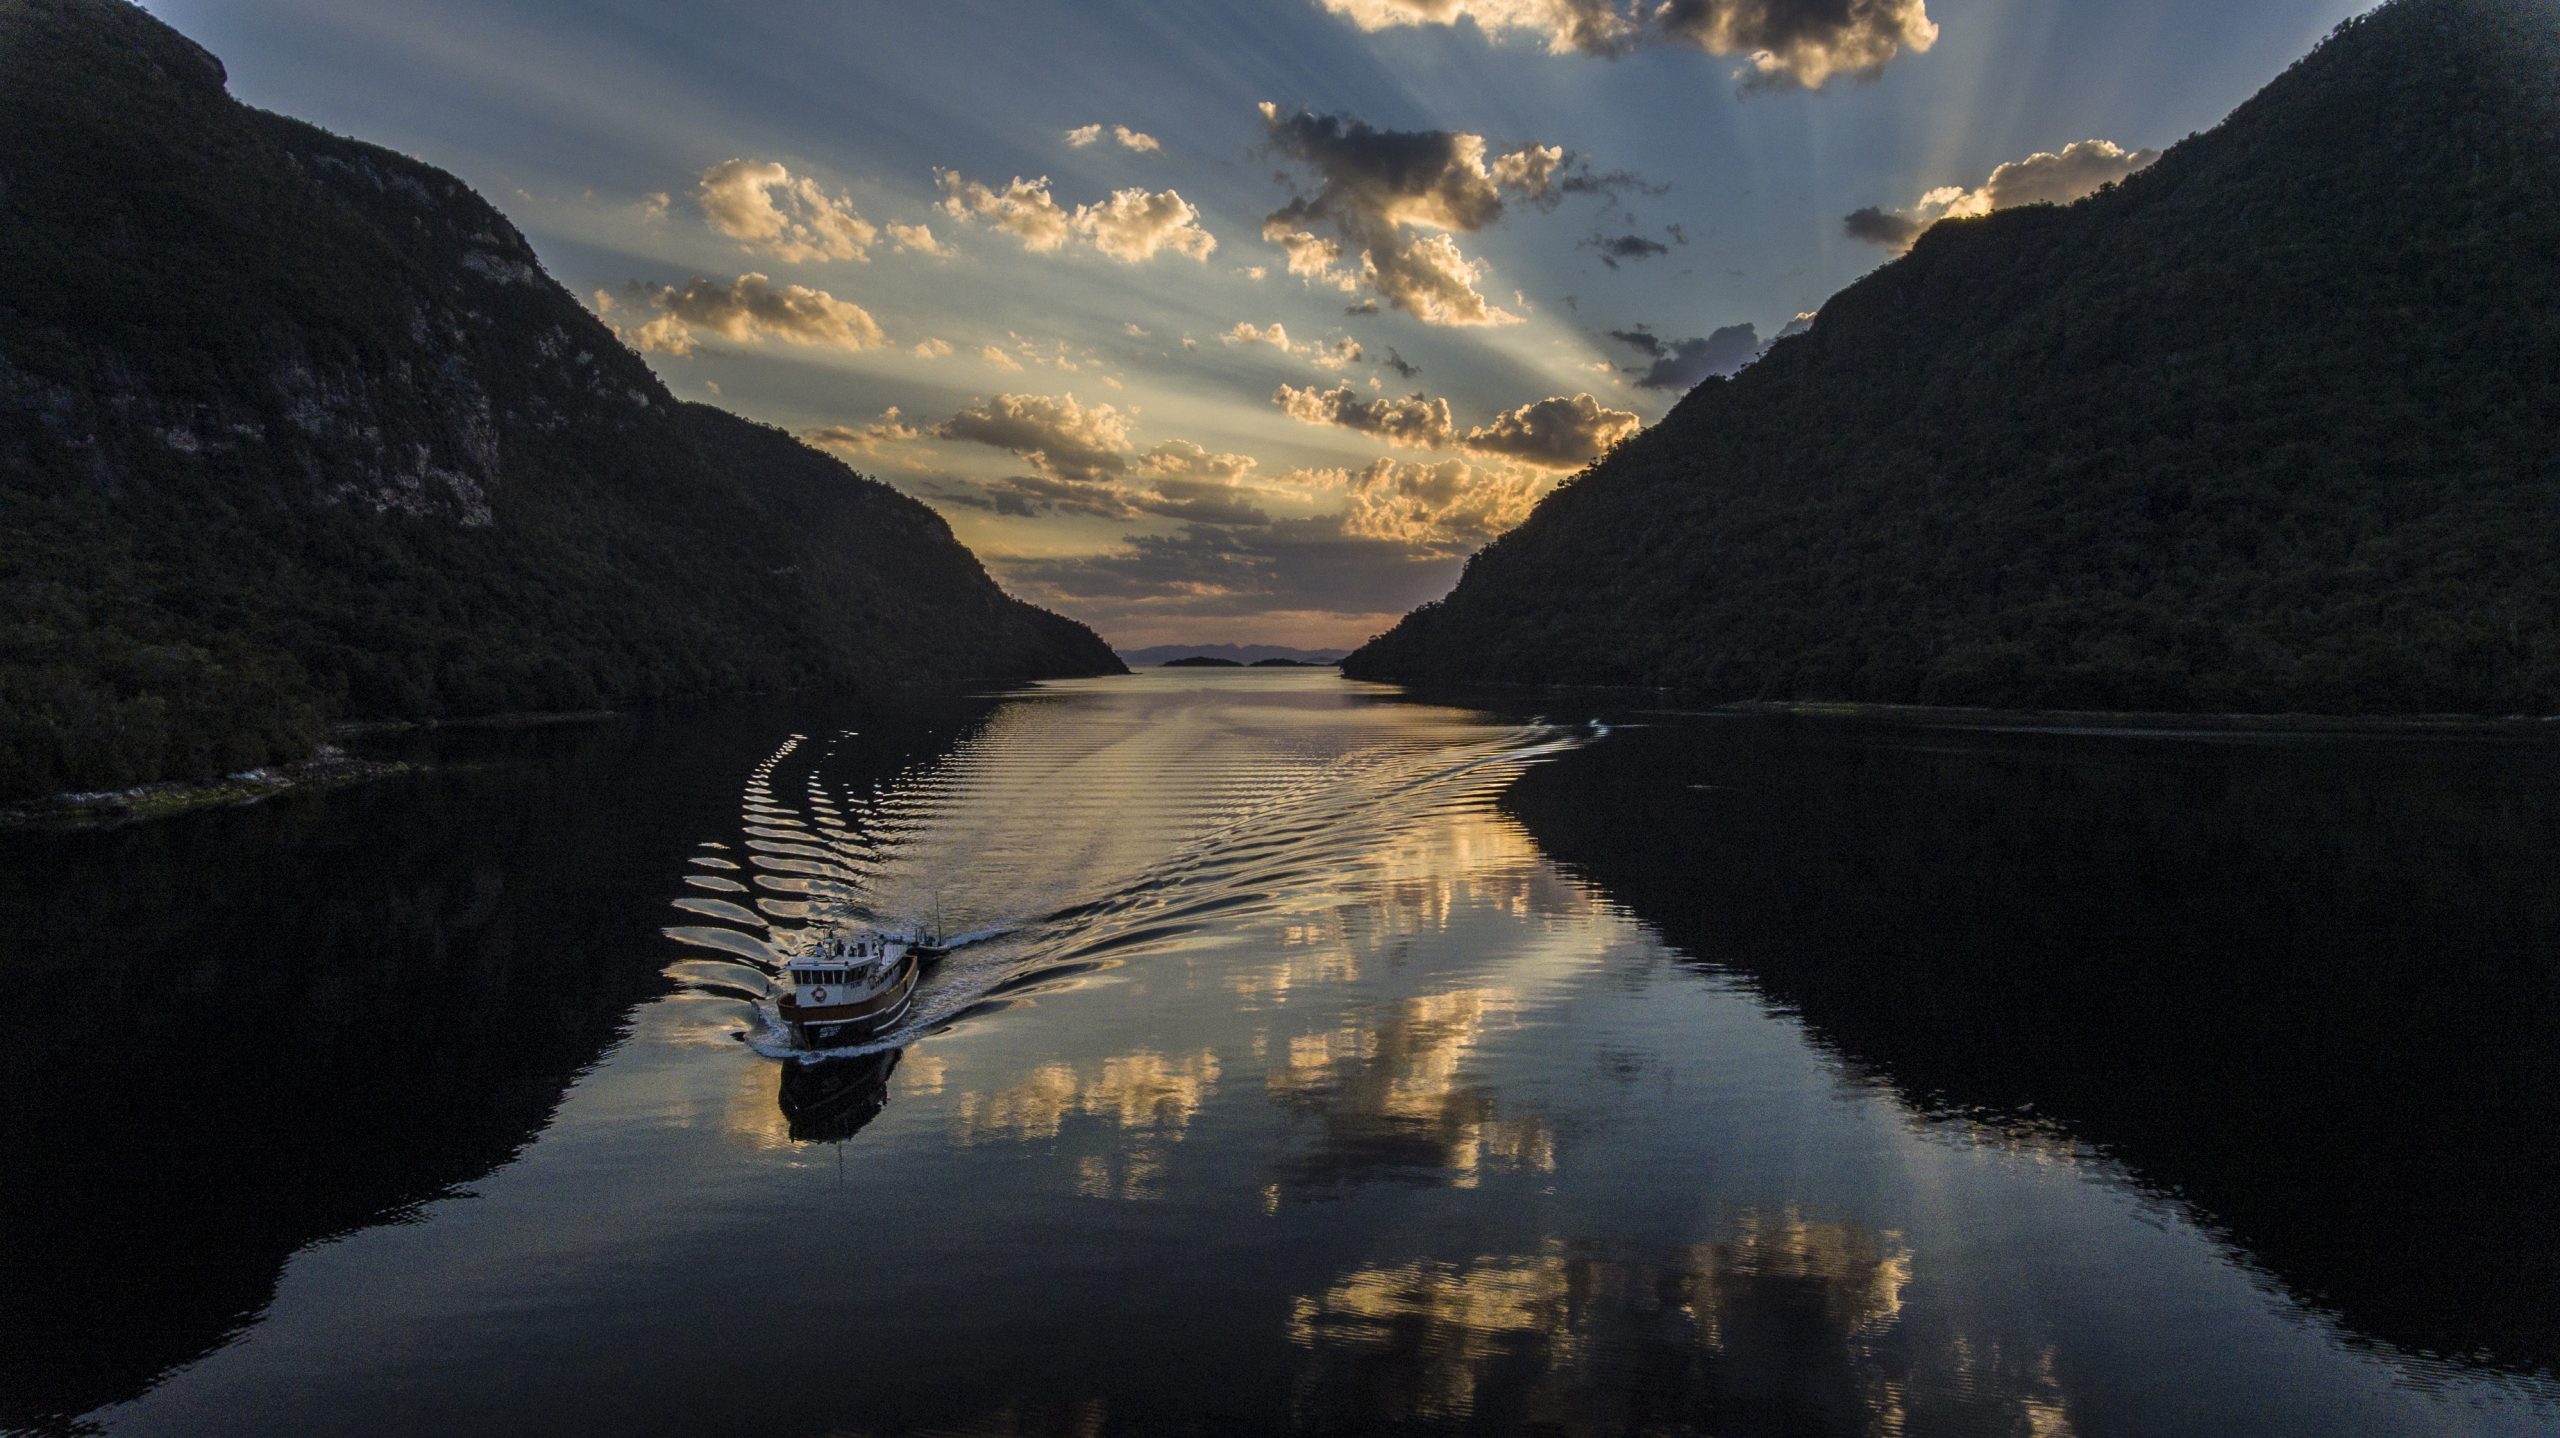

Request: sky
left=147, top=0, right=2367, bottom=649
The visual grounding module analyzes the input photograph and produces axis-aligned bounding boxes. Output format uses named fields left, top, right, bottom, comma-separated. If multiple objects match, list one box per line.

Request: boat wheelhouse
left=776, top=928, right=918, bottom=1050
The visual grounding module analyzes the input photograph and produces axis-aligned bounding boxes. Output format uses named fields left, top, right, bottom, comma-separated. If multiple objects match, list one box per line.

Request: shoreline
left=1363, top=678, right=2560, bottom=737
left=1, top=748, right=419, bottom=829
left=1712, top=699, right=2560, bottom=737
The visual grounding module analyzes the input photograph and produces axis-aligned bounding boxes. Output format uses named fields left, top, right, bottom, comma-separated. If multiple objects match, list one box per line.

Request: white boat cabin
left=786, top=930, right=907, bottom=1004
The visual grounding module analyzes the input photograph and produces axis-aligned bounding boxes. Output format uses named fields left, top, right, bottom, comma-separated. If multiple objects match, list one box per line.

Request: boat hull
left=777, top=952, right=919, bottom=1050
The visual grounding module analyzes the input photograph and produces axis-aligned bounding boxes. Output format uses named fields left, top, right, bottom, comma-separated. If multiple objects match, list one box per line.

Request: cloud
left=1656, top=0, right=1937, bottom=88
left=1261, top=105, right=1600, bottom=325
left=1330, top=456, right=1552, bottom=548
left=1842, top=205, right=1925, bottom=248
left=1225, top=322, right=1365, bottom=369
left=887, top=221, right=947, bottom=256
left=696, top=159, right=876, bottom=262
left=1583, top=232, right=1669, bottom=269
left=926, top=436, right=1277, bottom=527
left=1460, top=392, right=1642, bottom=468
left=934, top=392, right=1135, bottom=481
left=1067, top=123, right=1163, bottom=153
left=1379, top=346, right=1420, bottom=380
left=1075, top=187, right=1217, bottom=261
left=1317, top=0, right=1937, bottom=87
left=1774, top=310, right=1817, bottom=340
left=913, top=337, right=955, bottom=358
left=939, top=170, right=1214, bottom=262
left=1274, top=382, right=1457, bottom=449
left=1136, top=439, right=1260, bottom=483
left=803, top=407, right=923, bottom=456
left=608, top=273, right=885, bottom=354
left=1606, top=322, right=1761, bottom=390
left=980, top=344, right=1025, bottom=370
left=972, top=454, right=1567, bottom=642
left=937, top=171, right=1075, bottom=251
left=1847, top=138, right=2160, bottom=250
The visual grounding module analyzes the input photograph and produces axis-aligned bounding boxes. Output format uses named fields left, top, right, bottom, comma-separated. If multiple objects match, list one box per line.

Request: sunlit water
left=2, top=669, right=2555, bottom=1436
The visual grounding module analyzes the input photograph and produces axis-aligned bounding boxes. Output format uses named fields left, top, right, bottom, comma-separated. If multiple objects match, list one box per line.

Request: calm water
left=3, top=669, right=2556, bottom=1436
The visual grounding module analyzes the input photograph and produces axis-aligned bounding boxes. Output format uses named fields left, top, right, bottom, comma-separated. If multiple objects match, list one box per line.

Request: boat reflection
left=777, top=1048, right=904, bottom=1145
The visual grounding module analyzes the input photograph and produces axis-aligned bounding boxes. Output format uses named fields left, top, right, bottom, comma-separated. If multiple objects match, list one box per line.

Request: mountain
left=0, top=0, right=1122, bottom=801
left=1118, top=643, right=1349, bottom=666
left=1347, top=0, right=2560, bottom=716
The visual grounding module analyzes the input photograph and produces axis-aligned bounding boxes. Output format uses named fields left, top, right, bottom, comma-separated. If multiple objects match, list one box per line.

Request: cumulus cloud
left=1330, top=456, right=1551, bottom=549
left=913, top=337, right=956, bottom=359
left=1606, top=322, right=1761, bottom=390
left=1261, top=105, right=1608, bottom=325
left=1846, top=138, right=2160, bottom=251
left=1317, top=0, right=1936, bottom=88
left=608, top=273, right=886, bottom=355
left=1225, top=322, right=1365, bottom=369
left=1067, top=123, right=1163, bottom=153
left=980, top=344, right=1024, bottom=370
left=1274, top=382, right=1457, bottom=449
left=887, top=221, right=947, bottom=256
left=803, top=407, right=923, bottom=456
left=1075, top=186, right=1217, bottom=261
left=937, top=172, right=1075, bottom=251
left=697, top=159, right=877, bottom=263
left=1136, top=439, right=1260, bottom=483
left=934, top=392, right=1136, bottom=481
left=938, top=170, right=1214, bottom=262
left=1460, top=392, right=1642, bottom=468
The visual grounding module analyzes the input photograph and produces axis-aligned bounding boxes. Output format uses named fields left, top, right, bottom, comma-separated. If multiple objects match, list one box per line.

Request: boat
left=776, top=928, right=919, bottom=1049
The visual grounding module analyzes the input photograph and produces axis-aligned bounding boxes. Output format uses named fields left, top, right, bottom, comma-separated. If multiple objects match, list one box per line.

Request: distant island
left=0, top=0, right=1121, bottom=803
left=1348, top=0, right=2560, bottom=717
left=1118, top=643, right=1349, bottom=667
left=1163, top=657, right=1245, bottom=668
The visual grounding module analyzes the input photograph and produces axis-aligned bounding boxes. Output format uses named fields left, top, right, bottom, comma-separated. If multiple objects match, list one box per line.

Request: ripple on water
left=664, top=672, right=1576, bottom=1062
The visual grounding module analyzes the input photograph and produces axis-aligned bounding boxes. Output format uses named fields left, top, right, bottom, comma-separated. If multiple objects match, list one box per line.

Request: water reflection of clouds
left=955, top=1048, right=1222, bottom=1145
left=1287, top=1211, right=2079, bottom=1436
left=1266, top=985, right=1554, bottom=1196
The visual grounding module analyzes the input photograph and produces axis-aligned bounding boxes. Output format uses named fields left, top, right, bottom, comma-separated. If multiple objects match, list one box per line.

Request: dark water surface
left=3, top=670, right=2555, bottom=1436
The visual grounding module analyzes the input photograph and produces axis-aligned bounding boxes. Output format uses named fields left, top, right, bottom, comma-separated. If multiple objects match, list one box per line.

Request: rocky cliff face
left=0, top=0, right=1122, bottom=798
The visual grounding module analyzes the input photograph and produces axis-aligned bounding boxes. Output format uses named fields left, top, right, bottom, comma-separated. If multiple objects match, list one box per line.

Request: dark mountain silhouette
left=1348, top=0, right=2560, bottom=715
left=0, top=0, right=1121, bottom=801
left=1118, top=643, right=1350, bottom=666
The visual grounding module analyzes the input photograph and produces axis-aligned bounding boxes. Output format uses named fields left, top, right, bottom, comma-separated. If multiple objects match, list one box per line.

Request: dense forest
left=1347, top=0, right=2560, bottom=715
left=0, top=0, right=1120, bottom=801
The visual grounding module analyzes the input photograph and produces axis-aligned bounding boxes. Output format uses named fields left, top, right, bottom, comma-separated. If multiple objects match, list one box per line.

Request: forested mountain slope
left=0, top=0, right=1120, bottom=799
left=1347, top=0, right=2560, bottom=715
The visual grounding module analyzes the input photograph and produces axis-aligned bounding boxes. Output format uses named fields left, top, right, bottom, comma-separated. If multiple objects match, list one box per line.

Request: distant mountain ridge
left=0, top=0, right=1121, bottom=800
left=1118, top=643, right=1349, bottom=666
left=1348, top=0, right=2560, bottom=715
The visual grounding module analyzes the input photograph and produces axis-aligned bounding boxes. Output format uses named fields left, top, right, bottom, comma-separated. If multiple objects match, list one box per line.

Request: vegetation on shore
left=0, top=0, right=1122, bottom=803
left=1348, top=0, right=2560, bottom=716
